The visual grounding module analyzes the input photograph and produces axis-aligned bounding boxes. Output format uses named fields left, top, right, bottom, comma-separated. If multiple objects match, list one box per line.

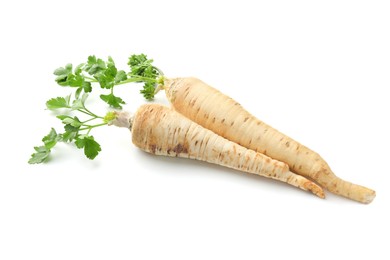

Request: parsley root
left=29, top=93, right=325, bottom=198
left=163, top=77, right=375, bottom=204
left=45, top=53, right=375, bottom=203
left=113, top=104, right=325, bottom=198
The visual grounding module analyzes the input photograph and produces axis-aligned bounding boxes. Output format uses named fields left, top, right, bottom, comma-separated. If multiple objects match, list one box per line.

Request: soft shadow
left=132, top=149, right=321, bottom=199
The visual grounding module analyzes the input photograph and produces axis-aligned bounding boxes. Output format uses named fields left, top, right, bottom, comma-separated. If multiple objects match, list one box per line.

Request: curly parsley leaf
left=140, top=82, right=156, bottom=100
left=128, top=54, right=161, bottom=100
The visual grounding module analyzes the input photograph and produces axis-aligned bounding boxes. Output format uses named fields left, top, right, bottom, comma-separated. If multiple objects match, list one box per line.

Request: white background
left=1, top=0, right=389, bottom=259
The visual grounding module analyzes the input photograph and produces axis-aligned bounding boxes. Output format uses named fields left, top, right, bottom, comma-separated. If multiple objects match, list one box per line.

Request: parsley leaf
left=95, top=72, right=115, bottom=89
left=54, top=64, right=73, bottom=86
left=63, top=123, right=80, bottom=133
left=42, top=128, right=59, bottom=149
left=28, top=128, right=59, bottom=164
left=93, top=57, right=118, bottom=89
left=60, top=131, right=78, bottom=142
left=30, top=92, right=112, bottom=163
left=128, top=54, right=155, bottom=77
left=67, top=73, right=84, bottom=87
left=100, top=93, right=125, bottom=109
left=71, top=93, right=89, bottom=110
left=61, top=116, right=82, bottom=128
left=53, top=62, right=92, bottom=96
left=140, top=82, right=156, bottom=100
left=54, top=64, right=73, bottom=76
left=82, top=81, right=92, bottom=92
left=61, top=123, right=79, bottom=142
left=74, top=63, right=85, bottom=74
left=115, top=70, right=127, bottom=83
left=128, top=54, right=161, bottom=100
left=56, top=115, right=81, bottom=142
left=46, top=96, right=71, bottom=110
left=53, top=54, right=163, bottom=109
left=28, top=146, right=51, bottom=164
left=85, top=55, right=106, bottom=75
left=75, top=136, right=101, bottom=160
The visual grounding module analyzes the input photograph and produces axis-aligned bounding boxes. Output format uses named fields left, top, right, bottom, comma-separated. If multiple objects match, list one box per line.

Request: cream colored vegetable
left=113, top=104, right=325, bottom=198
left=163, top=77, right=375, bottom=203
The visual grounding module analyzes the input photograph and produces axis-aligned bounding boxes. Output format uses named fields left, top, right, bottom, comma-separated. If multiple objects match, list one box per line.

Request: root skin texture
left=164, top=77, right=375, bottom=203
left=128, top=104, right=325, bottom=199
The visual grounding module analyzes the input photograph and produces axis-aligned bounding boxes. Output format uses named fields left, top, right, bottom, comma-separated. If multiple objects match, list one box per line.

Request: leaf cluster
left=54, top=54, right=162, bottom=108
left=128, top=54, right=161, bottom=100
left=29, top=53, right=162, bottom=164
left=28, top=93, right=106, bottom=164
left=54, top=56, right=129, bottom=108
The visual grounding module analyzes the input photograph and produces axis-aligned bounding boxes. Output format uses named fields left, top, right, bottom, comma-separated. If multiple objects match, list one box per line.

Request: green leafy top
left=28, top=93, right=114, bottom=164
left=128, top=54, right=162, bottom=100
left=54, top=54, right=164, bottom=108
left=29, top=53, right=163, bottom=164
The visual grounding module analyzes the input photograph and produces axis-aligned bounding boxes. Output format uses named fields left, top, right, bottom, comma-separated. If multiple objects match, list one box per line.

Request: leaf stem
left=77, top=109, right=94, bottom=117
left=85, top=74, right=157, bottom=86
left=79, top=123, right=107, bottom=132
left=84, top=75, right=98, bottom=82
left=82, top=117, right=99, bottom=124
left=82, top=107, right=103, bottom=119
left=119, top=75, right=158, bottom=85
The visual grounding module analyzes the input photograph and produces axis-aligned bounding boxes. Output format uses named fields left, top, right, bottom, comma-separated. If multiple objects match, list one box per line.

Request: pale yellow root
left=164, top=77, right=375, bottom=203
left=115, top=104, right=325, bottom=198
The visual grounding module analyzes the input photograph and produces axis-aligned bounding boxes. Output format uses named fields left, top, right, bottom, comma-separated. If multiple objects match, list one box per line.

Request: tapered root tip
left=287, top=172, right=326, bottom=199
left=304, top=181, right=326, bottom=199
left=329, top=179, right=376, bottom=204
left=362, top=190, right=376, bottom=204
